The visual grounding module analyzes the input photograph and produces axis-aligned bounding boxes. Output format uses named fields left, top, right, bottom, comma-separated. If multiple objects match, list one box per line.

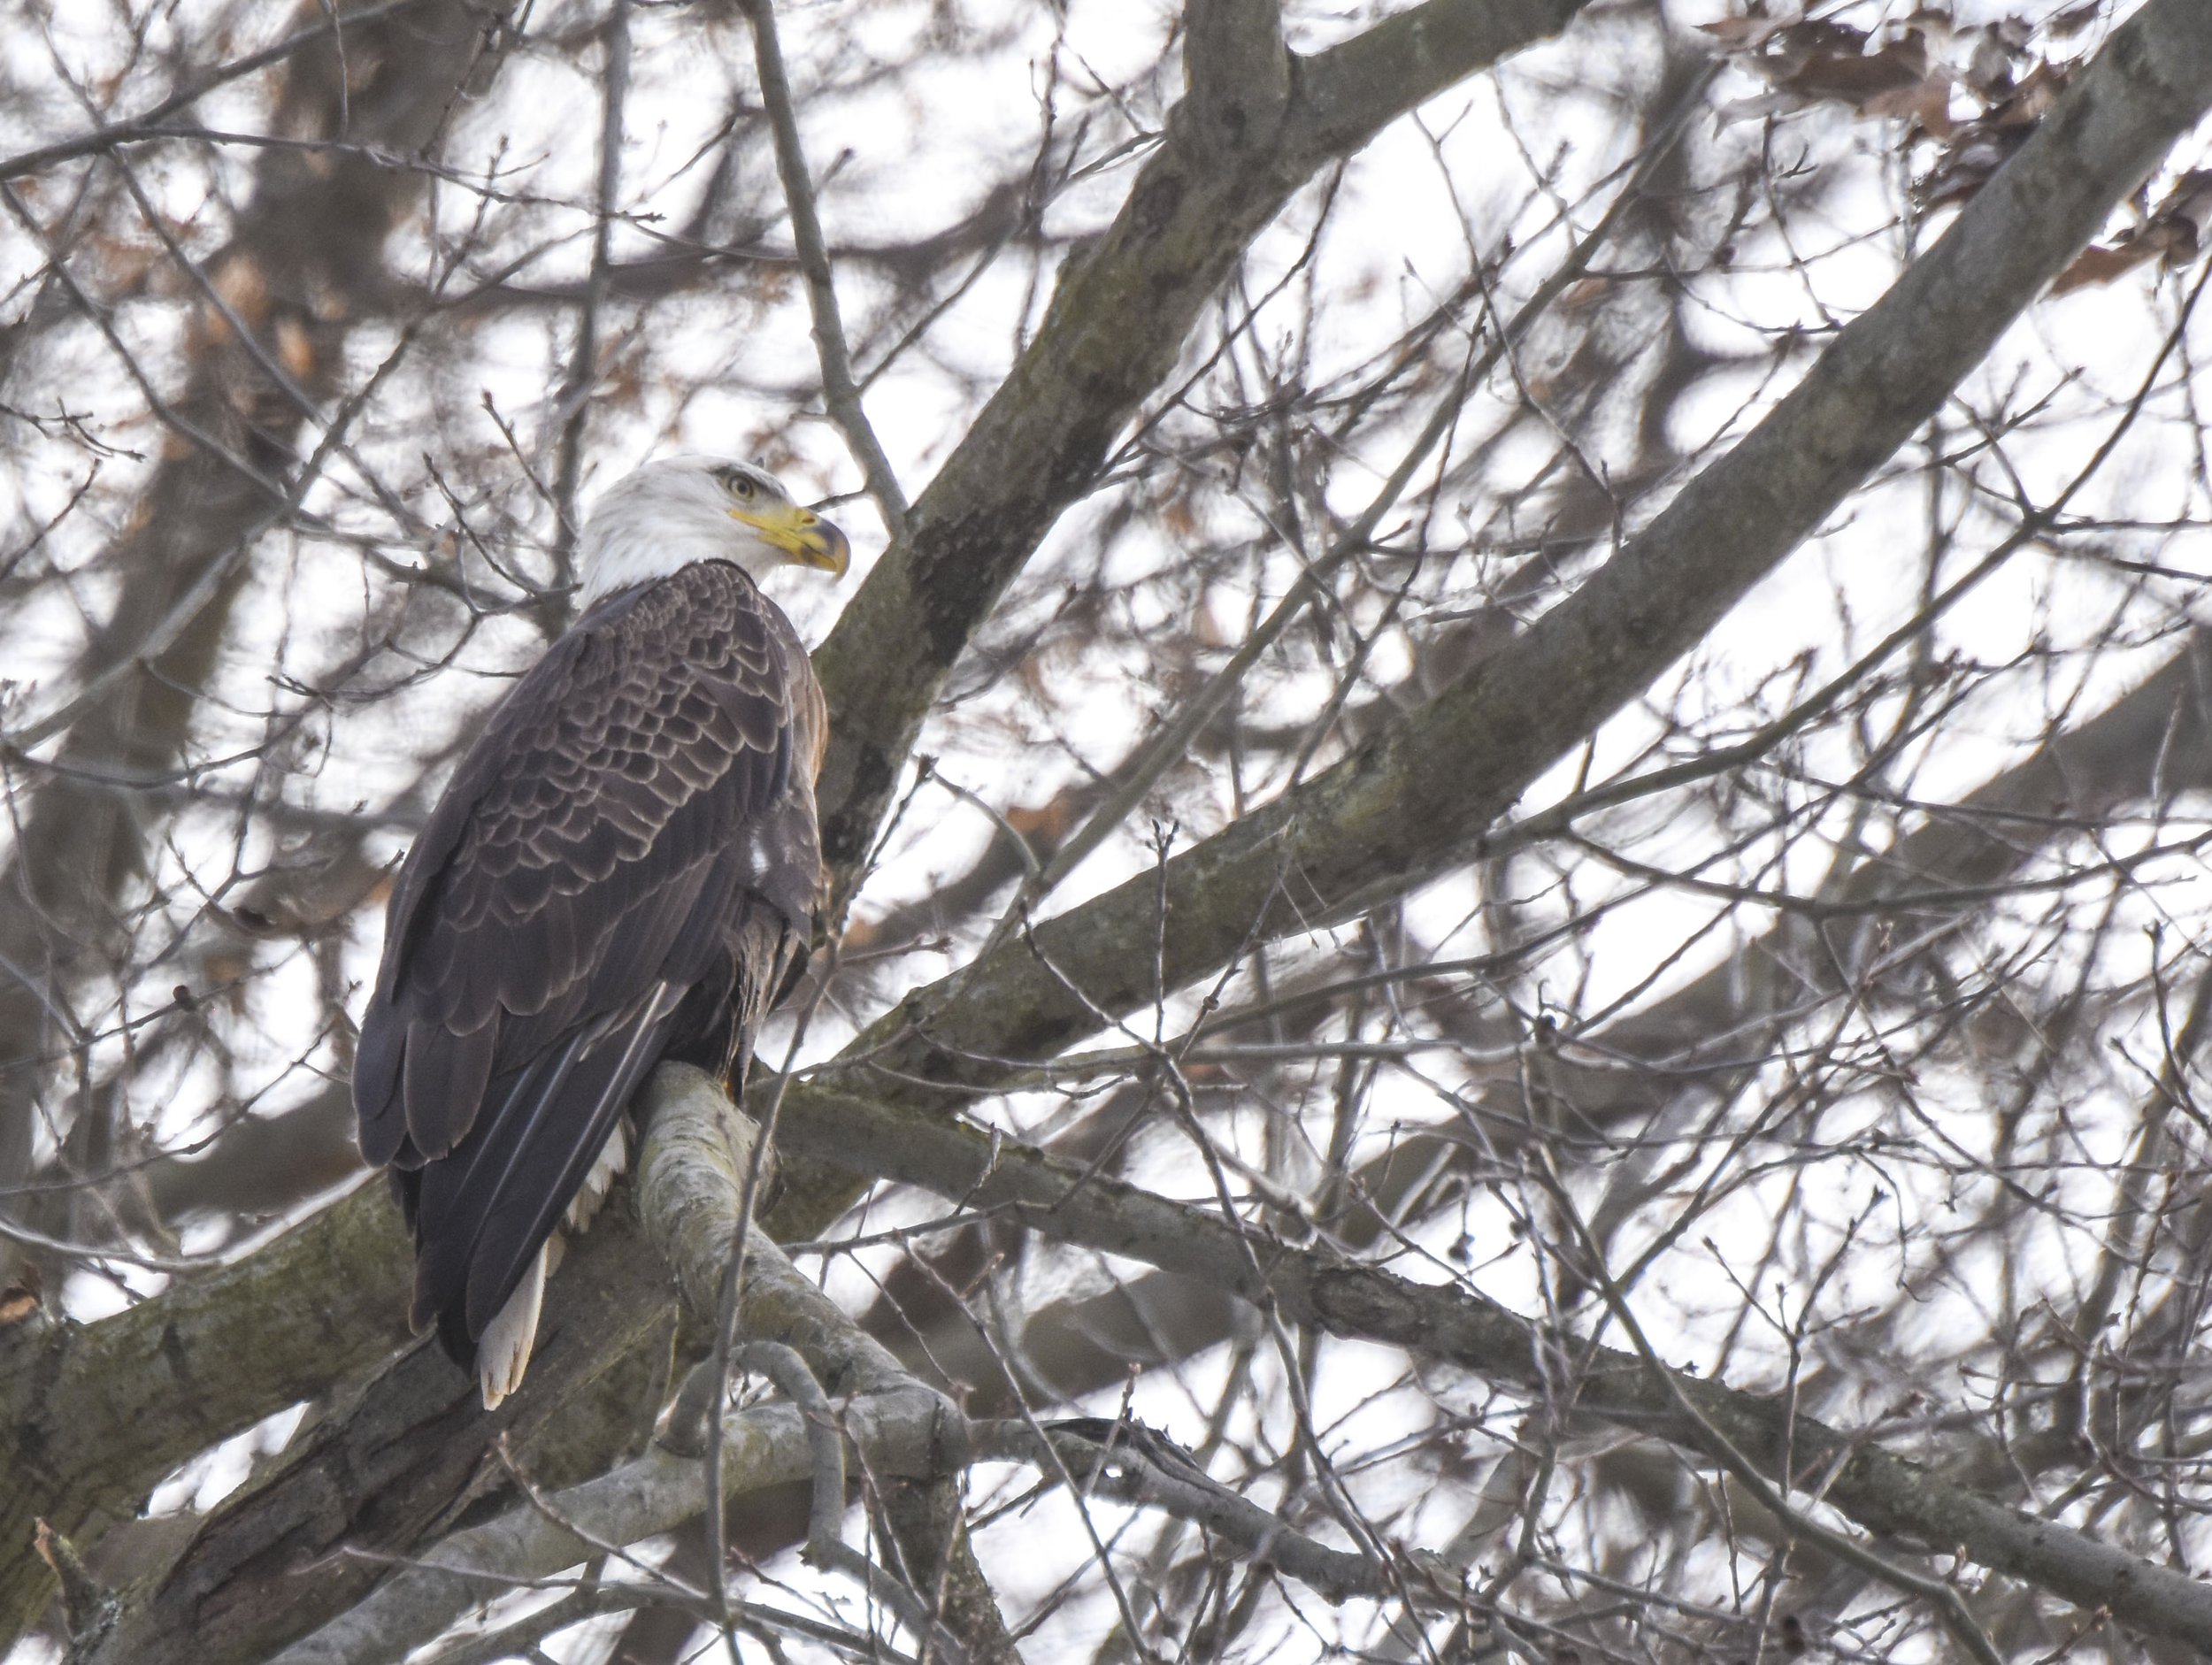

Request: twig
left=977, top=67, right=1714, bottom=953
left=549, top=0, right=630, bottom=582
left=771, top=1081, right=2212, bottom=1647
left=737, top=1341, right=847, bottom=1561
left=1532, top=1151, right=2006, bottom=1665
left=971, top=1422, right=1382, bottom=1606
left=0, top=0, right=435, bottom=183
left=740, top=0, right=909, bottom=537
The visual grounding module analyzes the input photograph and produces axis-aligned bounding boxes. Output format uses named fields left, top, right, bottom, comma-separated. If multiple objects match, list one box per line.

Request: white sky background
left=3, top=0, right=2211, bottom=1660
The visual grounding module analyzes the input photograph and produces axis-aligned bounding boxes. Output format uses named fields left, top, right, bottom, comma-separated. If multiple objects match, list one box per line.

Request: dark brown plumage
left=352, top=556, right=829, bottom=1395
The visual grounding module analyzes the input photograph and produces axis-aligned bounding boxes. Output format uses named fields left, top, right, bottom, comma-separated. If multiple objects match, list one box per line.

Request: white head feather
left=573, top=456, right=849, bottom=607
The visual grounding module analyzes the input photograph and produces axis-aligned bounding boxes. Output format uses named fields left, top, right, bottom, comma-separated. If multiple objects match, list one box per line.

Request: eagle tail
left=411, top=982, right=687, bottom=1385
left=474, top=1109, right=631, bottom=1408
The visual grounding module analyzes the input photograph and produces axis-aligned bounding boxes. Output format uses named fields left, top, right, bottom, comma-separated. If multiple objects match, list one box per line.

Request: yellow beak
left=732, top=502, right=849, bottom=578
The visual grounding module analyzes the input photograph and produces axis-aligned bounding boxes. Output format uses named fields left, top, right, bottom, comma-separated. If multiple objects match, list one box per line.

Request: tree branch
left=972, top=1421, right=1379, bottom=1606
left=0, top=0, right=522, bottom=1632
left=636, top=1063, right=910, bottom=1400
left=792, top=0, right=2212, bottom=1162
left=741, top=0, right=910, bottom=538
left=1182, top=0, right=1289, bottom=152
left=809, top=0, right=1594, bottom=897
left=772, top=1081, right=2212, bottom=1648
left=265, top=1389, right=949, bottom=1665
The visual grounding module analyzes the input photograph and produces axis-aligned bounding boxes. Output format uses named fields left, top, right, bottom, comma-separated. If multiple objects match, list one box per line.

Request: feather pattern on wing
left=352, top=558, right=826, bottom=1385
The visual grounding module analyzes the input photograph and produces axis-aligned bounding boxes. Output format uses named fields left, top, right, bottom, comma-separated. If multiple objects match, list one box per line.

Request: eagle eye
left=731, top=475, right=757, bottom=501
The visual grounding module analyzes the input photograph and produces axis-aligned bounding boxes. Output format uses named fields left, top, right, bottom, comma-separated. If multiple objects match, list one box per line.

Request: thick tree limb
left=72, top=1200, right=686, bottom=1665
left=265, top=1390, right=949, bottom=1665
left=1183, top=0, right=1290, bottom=151
left=636, top=1065, right=908, bottom=1399
left=0, top=1183, right=409, bottom=1608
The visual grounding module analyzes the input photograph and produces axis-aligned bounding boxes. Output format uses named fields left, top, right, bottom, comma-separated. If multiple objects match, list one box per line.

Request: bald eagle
left=352, top=457, right=848, bottom=1406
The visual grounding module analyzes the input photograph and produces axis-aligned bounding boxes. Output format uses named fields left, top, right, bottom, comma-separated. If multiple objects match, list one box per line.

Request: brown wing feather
left=351, top=560, right=825, bottom=1364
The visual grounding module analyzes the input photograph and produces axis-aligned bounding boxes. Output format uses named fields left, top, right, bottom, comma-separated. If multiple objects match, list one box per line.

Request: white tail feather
left=479, top=1240, right=549, bottom=1409
left=479, top=1116, right=634, bottom=1408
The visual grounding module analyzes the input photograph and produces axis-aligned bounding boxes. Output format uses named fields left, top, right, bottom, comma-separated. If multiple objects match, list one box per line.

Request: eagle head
left=575, top=455, right=851, bottom=605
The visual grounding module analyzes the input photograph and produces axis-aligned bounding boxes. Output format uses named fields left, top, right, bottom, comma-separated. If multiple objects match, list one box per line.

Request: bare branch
left=809, top=0, right=1594, bottom=894
left=265, top=1389, right=949, bottom=1665
left=1182, top=0, right=1289, bottom=151
left=801, top=0, right=2212, bottom=1139
left=741, top=0, right=911, bottom=539
left=0, top=0, right=443, bottom=185
left=773, top=1081, right=2212, bottom=1649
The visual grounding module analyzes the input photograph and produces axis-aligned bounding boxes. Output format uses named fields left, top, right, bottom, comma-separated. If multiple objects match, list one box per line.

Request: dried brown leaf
left=1861, top=73, right=1956, bottom=138
left=2046, top=0, right=2102, bottom=36
left=2051, top=238, right=2166, bottom=295
left=1700, top=9, right=1799, bottom=51
left=1988, top=58, right=2069, bottom=127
